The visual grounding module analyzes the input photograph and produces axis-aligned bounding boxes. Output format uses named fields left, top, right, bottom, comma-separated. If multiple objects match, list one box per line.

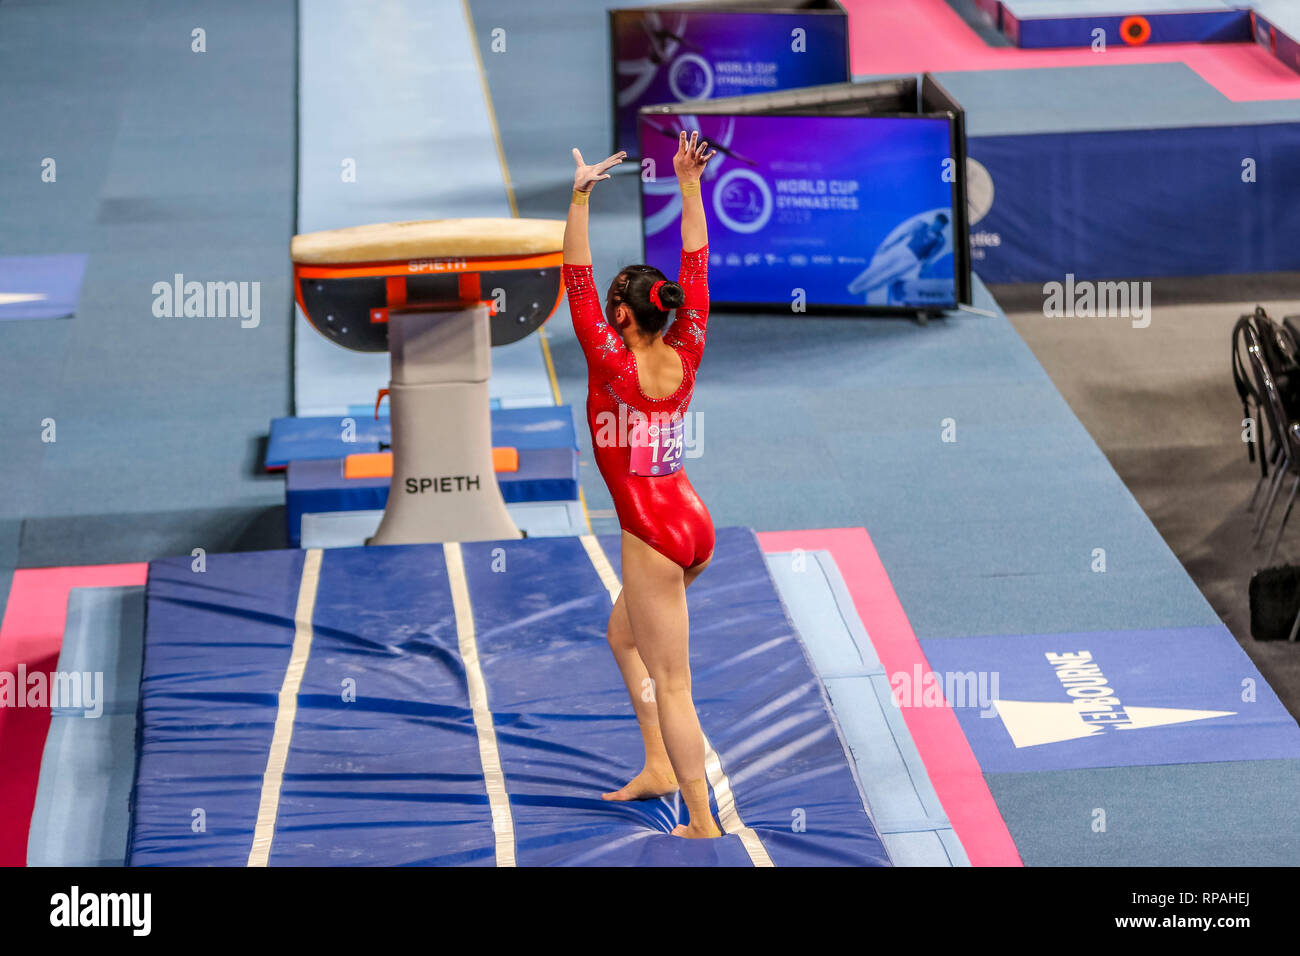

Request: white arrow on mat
left=993, top=699, right=1235, bottom=748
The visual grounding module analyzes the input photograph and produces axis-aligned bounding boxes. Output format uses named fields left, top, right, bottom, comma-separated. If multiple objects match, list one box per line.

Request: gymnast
left=562, top=131, right=720, bottom=838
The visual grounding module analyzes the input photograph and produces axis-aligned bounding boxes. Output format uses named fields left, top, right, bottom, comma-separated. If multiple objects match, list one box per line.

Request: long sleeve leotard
left=562, top=245, right=714, bottom=569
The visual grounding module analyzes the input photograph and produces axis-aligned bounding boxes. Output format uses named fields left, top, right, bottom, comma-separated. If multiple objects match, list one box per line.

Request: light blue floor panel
left=767, top=550, right=969, bottom=866
left=27, top=586, right=144, bottom=867
left=294, top=0, right=551, bottom=417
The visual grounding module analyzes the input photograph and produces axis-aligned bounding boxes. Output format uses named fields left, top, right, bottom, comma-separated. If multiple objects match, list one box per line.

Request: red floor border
left=0, top=563, right=148, bottom=867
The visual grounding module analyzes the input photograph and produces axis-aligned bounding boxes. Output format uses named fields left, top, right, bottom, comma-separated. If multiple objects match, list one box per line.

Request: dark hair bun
left=657, top=281, right=685, bottom=311
left=605, top=265, right=683, bottom=335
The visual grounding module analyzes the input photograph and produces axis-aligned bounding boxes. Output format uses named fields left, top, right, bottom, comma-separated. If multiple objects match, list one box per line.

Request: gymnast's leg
left=602, top=547, right=714, bottom=802
left=618, top=531, right=720, bottom=838
left=601, top=588, right=678, bottom=800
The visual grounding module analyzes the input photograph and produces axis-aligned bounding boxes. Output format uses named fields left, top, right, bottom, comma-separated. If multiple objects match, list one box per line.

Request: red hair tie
left=649, top=280, right=667, bottom=311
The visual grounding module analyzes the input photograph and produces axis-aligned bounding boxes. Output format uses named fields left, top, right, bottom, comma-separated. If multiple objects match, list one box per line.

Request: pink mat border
left=758, top=527, right=1022, bottom=867
left=842, top=0, right=1300, bottom=103
left=0, top=563, right=148, bottom=867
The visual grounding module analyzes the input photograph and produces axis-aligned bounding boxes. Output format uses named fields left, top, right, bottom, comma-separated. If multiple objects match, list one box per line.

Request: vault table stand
left=369, top=303, right=521, bottom=546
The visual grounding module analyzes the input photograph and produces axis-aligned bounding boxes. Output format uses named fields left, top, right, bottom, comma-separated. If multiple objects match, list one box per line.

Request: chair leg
left=1253, top=459, right=1282, bottom=532
left=1247, top=441, right=1280, bottom=512
left=1266, top=473, right=1300, bottom=565
left=1247, top=471, right=1267, bottom=513
left=1253, top=463, right=1287, bottom=542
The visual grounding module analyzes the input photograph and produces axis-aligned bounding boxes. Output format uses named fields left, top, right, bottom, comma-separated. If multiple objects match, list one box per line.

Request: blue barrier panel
left=968, top=122, right=1300, bottom=282
left=1002, top=2, right=1250, bottom=49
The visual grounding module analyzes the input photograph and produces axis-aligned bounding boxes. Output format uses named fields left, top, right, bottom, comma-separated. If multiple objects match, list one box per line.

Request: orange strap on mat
left=343, top=447, right=519, bottom=480
left=344, top=452, right=394, bottom=479
left=492, top=447, right=519, bottom=473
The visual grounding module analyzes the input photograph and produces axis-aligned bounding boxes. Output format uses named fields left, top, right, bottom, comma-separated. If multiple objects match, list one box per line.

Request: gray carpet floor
left=998, top=273, right=1300, bottom=720
left=0, top=0, right=297, bottom=616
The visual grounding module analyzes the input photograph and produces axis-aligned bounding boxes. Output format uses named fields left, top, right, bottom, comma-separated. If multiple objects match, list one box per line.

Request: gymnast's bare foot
left=602, top=766, right=678, bottom=801
left=671, top=819, right=722, bottom=839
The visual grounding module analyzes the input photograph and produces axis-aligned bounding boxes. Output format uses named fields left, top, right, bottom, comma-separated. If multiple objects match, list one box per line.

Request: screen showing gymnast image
left=638, top=113, right=958, bottom=310
left=611, top=7, right=850, bottom=156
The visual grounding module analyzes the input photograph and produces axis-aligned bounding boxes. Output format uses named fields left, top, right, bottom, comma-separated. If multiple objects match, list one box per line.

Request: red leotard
left=562, top=245, right=715, bottom=569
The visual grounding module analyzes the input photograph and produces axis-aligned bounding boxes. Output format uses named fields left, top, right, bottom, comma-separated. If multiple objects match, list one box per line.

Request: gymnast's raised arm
left=674, top=130, right=714, bottom=253
left=562, top=148, right=625, bottom=266
left=664, top=131, right=715, bottom=368
left=561, top=148, right=627, bottom=375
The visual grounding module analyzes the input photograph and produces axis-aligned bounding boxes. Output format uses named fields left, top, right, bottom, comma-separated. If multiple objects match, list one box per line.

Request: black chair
left=1244, top=320, right=1300, bottom=564
left=1283, top=314, right=1300, bottom=353
left=1233, top=312, right=1280, bottom=512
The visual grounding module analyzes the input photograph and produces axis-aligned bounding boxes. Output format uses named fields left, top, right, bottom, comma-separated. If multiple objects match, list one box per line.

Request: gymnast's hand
left=672, top=130, right=716, bottom=182
left=572, top=148, right=626, bottom=193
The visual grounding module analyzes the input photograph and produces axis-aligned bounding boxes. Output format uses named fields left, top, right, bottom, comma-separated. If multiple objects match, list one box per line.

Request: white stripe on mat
left=703, top=732, right=773, bottom=866
left=444, top=541, right=517, bottom=867
left=580, top=534, right=621, bottom=602
left=578, top=534, right=773, bottom=866
left=248, top=548, right=323, bottom=867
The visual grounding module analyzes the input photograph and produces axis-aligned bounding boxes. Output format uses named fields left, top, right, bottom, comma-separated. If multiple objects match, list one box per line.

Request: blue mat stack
left=271, top=406, right=582, bottom=547
left=127, top=528, right=890, bottom=866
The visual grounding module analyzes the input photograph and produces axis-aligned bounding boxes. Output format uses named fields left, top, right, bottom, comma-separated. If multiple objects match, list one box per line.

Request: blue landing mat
left=128, top=550, right=308, bottom=866
left=127, top=529, right=889, bottom=866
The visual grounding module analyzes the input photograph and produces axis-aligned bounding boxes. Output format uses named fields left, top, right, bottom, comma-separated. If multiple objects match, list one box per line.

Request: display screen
left=611, top=8, right=850, bottom=156
left=638, top=113, right=958, bottom=310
